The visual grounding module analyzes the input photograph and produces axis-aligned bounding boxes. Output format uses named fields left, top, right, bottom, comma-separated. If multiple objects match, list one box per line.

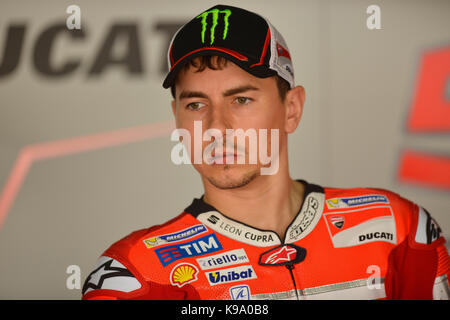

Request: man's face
left=171, top=58, right=289, bottom=189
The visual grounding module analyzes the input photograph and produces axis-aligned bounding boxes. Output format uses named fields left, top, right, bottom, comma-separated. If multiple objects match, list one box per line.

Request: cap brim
left=162, top=49, right=277, bottom=89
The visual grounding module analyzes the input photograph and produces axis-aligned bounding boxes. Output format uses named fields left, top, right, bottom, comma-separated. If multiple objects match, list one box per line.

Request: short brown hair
left=171, top=55, right=291, bottom=101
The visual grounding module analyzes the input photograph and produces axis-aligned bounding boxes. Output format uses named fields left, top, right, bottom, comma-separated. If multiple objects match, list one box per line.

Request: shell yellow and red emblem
left=170, top=263, right=199, bottom=288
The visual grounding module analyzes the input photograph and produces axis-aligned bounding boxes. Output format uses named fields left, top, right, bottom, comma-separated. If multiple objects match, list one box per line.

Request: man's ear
left=284, top=85, right=305, bottom=134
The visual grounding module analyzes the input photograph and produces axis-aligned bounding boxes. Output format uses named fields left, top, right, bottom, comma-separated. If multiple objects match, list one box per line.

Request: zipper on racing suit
left=285, top=263, right=299, bottom=300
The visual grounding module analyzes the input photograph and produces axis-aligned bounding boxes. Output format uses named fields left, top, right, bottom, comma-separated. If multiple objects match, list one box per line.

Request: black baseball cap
left=162, top=4, right=295, bottom=90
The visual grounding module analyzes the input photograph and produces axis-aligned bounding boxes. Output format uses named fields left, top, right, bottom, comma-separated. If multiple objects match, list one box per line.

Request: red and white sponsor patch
left=323, top=206, right=397, bottom=248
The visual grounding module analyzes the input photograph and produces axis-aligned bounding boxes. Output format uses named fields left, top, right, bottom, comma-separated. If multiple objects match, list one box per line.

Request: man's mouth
left=208, top=151, right=243, bottom=164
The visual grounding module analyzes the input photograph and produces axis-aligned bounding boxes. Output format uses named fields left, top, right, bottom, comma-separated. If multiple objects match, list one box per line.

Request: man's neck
left=202, top=173, right=305, bottom=240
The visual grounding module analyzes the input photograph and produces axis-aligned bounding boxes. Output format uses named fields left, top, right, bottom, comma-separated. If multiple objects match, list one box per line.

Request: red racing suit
left=82, top=180, right=449, bottom=300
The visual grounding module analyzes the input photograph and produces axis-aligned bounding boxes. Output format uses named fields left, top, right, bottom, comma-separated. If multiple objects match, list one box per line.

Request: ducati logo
left=330, top=216, right=345, bottom=229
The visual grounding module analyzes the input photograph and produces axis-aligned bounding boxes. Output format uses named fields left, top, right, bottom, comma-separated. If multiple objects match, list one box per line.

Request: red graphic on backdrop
left=407, top=47, right=450, bottom=132
left=0, top=121, right=175, bottom=230
left=398, top=150, right=450, bottom=190
left=398, top=47, right=450, bottom=191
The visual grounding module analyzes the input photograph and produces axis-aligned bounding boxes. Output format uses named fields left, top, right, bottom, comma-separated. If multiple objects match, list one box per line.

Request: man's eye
left=234, top=97, right=253, bottom=105
left=186, top=102, right=205, bottom=110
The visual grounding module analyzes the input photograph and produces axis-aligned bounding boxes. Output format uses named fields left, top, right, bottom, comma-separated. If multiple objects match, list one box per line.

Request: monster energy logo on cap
left=162, top=4, right=296, bottom=90
left=197, top=8, right=231, bottom=45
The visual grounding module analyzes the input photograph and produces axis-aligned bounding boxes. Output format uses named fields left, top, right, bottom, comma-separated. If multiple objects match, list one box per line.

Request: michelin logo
left=327, top=195, right=388, bottom=209
left=206, top=266, right=257, bottom=286
left=143, top=224, right=207, bottom=248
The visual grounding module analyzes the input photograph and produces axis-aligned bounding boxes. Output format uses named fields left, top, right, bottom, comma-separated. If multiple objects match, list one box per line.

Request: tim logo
left=155, top=233, right=222, bottom=267
left=196, top=8, right=232, bottom=45
left=229, top=285, right=251, bottom=300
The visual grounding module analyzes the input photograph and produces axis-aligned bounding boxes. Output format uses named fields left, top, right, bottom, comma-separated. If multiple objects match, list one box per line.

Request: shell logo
left=170, top=263, right=199, bottom=288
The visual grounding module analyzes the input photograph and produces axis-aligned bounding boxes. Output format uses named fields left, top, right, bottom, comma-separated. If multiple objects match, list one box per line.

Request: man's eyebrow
left=178, top=85, right=259, bottom=100
left=222, top=85, right=259, bottom=97
left=178, top=90, right=209, bottom=100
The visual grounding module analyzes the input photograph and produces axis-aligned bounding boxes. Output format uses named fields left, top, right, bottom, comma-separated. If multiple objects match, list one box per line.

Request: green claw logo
left=196, top=8, right=231, bottom=45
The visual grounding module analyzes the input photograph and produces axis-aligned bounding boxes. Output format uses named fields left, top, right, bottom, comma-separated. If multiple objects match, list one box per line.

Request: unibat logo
left=206, top=266, right=257, bottom=286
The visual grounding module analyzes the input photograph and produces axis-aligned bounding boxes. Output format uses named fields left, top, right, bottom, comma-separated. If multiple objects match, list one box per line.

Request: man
left=82, top=4, right=449, bottom=300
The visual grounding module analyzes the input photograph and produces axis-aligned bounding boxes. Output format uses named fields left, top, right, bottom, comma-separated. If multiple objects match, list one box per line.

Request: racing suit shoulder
left=323, top=186, right=412, bottom=240
left=384, top=196, right=449, bottom=299
left=366, top=189, right=449, bottom=299
left=323, top=186, right=432, bottom=243
left=323, top=185, right=448, bottom=299
left=82, top=212, right=202, bottom=300
left=324, top=184, right=447, bottom=247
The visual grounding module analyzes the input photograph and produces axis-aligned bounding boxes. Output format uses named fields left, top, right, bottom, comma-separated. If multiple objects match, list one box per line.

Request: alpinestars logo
left=260, top=246, right=297, bottom=264
left=197, top=8, right=232, bottom=45
left=82, top=257, right=137, bottom=295
left=258, top=244, right=307, bottom=266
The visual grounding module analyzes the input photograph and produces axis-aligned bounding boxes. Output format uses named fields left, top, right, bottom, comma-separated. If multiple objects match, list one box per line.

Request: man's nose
left=204, top=103, right=232, bottom=135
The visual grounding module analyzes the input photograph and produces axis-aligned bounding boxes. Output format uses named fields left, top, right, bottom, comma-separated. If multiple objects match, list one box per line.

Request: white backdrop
left=0, top=0, right=448, bottom=299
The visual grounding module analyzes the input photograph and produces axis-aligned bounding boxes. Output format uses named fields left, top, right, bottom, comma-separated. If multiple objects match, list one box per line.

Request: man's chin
left=201, top=166, right=260, bottom=190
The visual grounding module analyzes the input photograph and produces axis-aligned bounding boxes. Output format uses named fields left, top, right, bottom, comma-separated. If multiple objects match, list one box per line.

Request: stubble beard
left=204, top=165, right=260, bottom=190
